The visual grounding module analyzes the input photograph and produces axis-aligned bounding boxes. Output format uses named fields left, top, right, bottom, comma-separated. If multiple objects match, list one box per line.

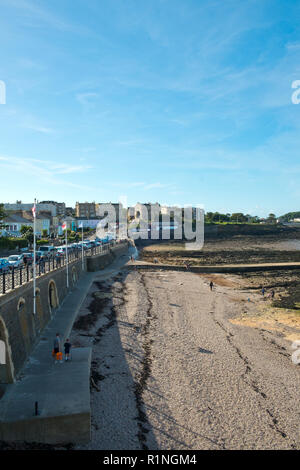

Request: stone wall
left=0, top=242, right=129, bottom=383
left=86, top=242, right=128, bottom=272
left=0, top=258, right=84, bottom=383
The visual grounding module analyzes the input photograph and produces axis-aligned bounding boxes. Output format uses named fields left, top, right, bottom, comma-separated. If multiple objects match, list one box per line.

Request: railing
left=0, top=240, right=125, bottom=295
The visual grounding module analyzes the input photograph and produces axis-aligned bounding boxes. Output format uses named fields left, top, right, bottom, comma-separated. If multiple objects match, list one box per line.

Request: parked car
left=77, top=242, right=89, bottom=250
left=36, top=251, right=48, bottom=261
left=7, top=255, right=24, bottom=269
left=83, top=241, right=94, bottom=249
left=38, top=246, right=56, bottom=257
left=0, top=258, right=10, bottom=273
left=21, top=253, right=34, bottom=265
left=56, top=247, right=67, bottom=255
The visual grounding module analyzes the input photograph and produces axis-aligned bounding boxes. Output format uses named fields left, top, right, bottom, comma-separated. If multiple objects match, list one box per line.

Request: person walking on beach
left=271, top=289, right=275, bottom=300
left=64, top=338, right=72, bottom=361
left=210, top=281, right=214, bottom=291
left=262, top=287, right=265, bottom=297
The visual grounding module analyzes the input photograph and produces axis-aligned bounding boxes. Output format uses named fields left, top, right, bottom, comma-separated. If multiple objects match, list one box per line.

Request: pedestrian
left=210, top=281, right=214, bottom=291
left=57, top=254, right=61, bottom=267
left=40, top=257, right=45, bottom=274
left=53, top=333, right=62, bottom=364
left=262, top=287, right=265, bottom=297
left=64, top=338, right=72, bottom=361
left=271, top=289, right=275, bottom=300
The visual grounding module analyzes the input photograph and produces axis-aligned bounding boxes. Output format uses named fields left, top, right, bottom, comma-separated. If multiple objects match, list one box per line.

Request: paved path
left=77, top=268, right=300, bottom=450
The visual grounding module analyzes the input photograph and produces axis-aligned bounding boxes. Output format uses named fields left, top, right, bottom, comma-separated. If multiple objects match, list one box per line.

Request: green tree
left=0, top=204, right=7, bottom=229
left=25, top=230, right=34, bottom=244
left=267, top=213, right=276, bottom=224
left=20, top=225, right=33, bottom=244
left=20, top=224, right=32, bottom=235
left=230, top=213, right=248, bottom=223
left=205, top=212, right=214, bottom=223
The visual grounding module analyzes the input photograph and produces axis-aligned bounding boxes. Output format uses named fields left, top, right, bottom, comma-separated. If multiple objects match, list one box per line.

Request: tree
left=205, top=212, right=214, bottom=223
left=0, top=204, right=6, bottom=229
left=267, top=213, right=276, bottom=224
left=20, top=225, right=33, bottom=244
left=20, top=224, right=32, bottom=235
left=230, top=213, right=248, bottom=223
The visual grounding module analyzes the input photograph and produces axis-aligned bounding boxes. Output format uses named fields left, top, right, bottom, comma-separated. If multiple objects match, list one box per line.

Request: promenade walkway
left=0, top=248, right=130, bottom=445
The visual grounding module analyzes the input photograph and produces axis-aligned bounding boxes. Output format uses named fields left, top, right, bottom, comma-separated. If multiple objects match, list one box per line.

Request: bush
left=0, top=237, right=28, bottom=250
left=37, top=239, right=50, bottom=246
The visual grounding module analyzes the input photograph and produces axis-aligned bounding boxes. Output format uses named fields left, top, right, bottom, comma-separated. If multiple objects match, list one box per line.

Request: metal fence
left=0, top=240, right=123, bottom=295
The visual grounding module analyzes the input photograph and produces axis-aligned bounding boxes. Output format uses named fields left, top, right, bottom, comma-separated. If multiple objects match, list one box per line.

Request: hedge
left=37, top=239, right=50, bottom=246
left=0, top=237, right=28, bottom=250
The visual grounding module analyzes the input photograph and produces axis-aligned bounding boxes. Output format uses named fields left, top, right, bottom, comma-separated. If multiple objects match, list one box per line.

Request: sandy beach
left=72, top=265, right=300, bottom=450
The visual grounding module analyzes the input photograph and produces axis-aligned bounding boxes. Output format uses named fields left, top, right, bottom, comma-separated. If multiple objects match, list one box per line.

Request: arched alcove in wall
left=71, top=266, right=78, bottom=285
left=35, top=288, right=45, bottom=330
left=17, top=297, right=31, bottom=354
left=0, top=316, right=14, bottom=383
left=48, top=280, right=59, bottom=310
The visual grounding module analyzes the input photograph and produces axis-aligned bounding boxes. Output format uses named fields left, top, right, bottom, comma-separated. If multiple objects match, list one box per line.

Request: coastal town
left=1, top=0, right=300, bottom=460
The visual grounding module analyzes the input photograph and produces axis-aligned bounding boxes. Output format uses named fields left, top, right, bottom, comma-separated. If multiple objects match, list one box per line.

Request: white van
left=38, top=246, right=56, bottom=256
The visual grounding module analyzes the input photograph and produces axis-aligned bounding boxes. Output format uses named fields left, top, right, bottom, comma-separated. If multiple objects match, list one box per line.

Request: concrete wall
left=86, top=242, right=128, bottom=272
left=127, top=262, right=300, bottom=274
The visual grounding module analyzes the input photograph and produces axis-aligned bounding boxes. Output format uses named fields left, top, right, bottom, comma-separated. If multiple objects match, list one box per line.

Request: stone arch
left=0, top=316, right=14, bottom=383
left=17, top=297, right=26, bottom=311
left=35, top=288, right=45, bottom=330
left=48, top=280, right=59, bottom=311
left=71, top=266, right=78, bottom=285
left=17, top=297, right=31, bottom=354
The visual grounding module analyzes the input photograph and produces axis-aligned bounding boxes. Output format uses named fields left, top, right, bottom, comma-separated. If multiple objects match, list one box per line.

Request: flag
left=62, top=222, right=67, bottom=231
left=32, top=203, right=36, bottom=218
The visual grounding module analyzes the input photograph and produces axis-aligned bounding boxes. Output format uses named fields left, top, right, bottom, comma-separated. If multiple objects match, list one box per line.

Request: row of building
left=1, top=201, right=198, bottom=238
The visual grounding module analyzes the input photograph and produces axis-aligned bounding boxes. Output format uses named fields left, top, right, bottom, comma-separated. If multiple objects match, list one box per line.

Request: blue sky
left=0, top=0, right=300, bottom=216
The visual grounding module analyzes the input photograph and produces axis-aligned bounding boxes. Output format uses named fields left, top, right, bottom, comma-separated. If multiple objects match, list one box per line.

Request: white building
left=2, top=214, right=33, bottom=236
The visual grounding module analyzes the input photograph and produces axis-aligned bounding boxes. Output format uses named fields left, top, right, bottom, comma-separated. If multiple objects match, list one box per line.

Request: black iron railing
left=0, top=240, right=124, bottom=295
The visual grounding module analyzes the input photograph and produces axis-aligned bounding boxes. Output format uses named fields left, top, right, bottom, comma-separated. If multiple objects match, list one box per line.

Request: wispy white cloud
left=22, top=124, right=54, bottom=134
left=1, top=0, right=94, bottom=36
left=110, top=181, right=174, bottom=191
left=0, top=155, right=93, bottom=189
left=76, top=92, right=99, bottom=107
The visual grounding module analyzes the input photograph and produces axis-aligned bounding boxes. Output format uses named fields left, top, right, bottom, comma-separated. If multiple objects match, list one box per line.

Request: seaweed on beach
left=73, top=286, right=111, bottom=331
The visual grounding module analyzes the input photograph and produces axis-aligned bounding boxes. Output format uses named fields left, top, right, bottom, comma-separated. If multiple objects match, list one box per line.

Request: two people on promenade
left=53, top=333, right=72, bottom=363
